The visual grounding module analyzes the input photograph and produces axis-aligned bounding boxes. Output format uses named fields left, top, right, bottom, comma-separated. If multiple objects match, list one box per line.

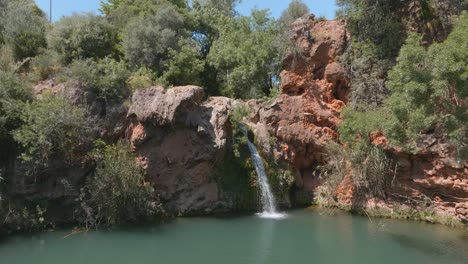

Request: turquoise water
left=0, top=209, right=467, bottom=264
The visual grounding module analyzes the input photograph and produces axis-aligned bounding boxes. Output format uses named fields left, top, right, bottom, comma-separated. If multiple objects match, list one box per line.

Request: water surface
left=1, top=209, right=467, bottom=264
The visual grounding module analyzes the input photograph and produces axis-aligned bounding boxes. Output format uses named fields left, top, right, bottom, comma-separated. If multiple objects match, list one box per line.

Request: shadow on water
left=386, top=232, right=452, bottom=257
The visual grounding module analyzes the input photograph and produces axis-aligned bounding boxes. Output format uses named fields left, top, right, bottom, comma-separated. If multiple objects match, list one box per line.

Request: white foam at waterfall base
left=256, top=212, right=287, bottom=219
left=242, top=127, right=287, bottom=220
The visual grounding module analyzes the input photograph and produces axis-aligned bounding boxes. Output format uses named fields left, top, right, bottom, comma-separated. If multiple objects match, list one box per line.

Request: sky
left=35, top=0, right=338, bottom=22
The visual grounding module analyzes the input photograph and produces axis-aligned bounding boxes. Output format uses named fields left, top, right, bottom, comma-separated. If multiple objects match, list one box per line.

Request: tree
left=207, top=9, right=280, bottom=98
left=48, top=13, right=117, bottom=64
left=194, top=0, right=240, bottom=16
left=279, top=0, right=310, bottom=28
left=162, top=39, right=205, bottom=86
left=1, top=0, right=47, bottom=60
left=100, top=0, right=189, bottom=30
left=123, top=5, right=186, bottom=71
left=385, top=13, right=468, bottom=156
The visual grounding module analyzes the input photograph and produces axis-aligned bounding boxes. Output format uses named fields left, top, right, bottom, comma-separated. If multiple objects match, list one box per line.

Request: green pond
left=1, top=209, right=467, bottom=264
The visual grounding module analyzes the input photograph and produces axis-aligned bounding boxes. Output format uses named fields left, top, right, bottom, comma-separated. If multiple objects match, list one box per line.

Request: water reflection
left=254, top=218, right=276, bottom=264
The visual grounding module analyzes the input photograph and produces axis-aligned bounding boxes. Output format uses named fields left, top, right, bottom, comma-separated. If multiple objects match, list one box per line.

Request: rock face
left=249, top=14, right=467, bottom=224
left=248, top=15, right=350, bottom=199
left=128, top=86, right=236, bottom=214
left=367, top=127, right=468, bottom=224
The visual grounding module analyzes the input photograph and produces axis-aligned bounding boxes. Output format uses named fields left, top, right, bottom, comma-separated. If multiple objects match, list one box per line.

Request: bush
left=122, top=5, right=186, bottom=71
left=0, top=71, right=32, bottom=153
left=338, top=106, right=390, bottom=144
left=59, top=58, right=98, bottom=86
left=318, top=141, right=392, bottom=202
left=48, top=13, right=117, bottom=64
left=30, top=50, right=62, bottom=81
left=127, top=67, right=156, bottom=91
left=78, top=141, right=163, bottom=228
left=162, top=39, right=205, bottom=86
left=62, top=58, right=130, bottom=101
left=13, top=94, right=89, bottom=170
left=1, top=0, right=47, bottom=60
left=94, top=57, right=131, bottom=101
left=0, top=46, right=16, bottom=72
left=384, top=14, right=468, bottom=156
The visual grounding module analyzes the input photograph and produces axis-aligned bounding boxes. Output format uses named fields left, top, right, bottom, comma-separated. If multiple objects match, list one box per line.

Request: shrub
left=162, top=39, right=205, bottom=86
left=122, top=5, right=186, bottom=71
left=13, top=94, right=89, bottom=170
left=384, top=14, right=468, bottom=157
left=1, top=0, right=47, bottom=60
left=62, top=58, right=131, bottom=101
left=318, top=141, right=392, bottom=202
left=338, top=106, right=390, bottom=144
left=229, top=103, right=250, bottom=158
left=48, top=13, right=117, bottom=64
left=30, top=50, right=62, bottom=81
left=94, top=57, right=131, bottom=101
left=0, top=71, right=32, bottom=153
left=78, top=141, right=163, bottom=228
left=127, top=67, right=156, bottom=91
left=0, top=46, right=16, bottom=72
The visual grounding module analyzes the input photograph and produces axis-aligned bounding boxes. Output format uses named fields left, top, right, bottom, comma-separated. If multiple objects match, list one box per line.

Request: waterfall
left=242, top=127, right=285, bottom=219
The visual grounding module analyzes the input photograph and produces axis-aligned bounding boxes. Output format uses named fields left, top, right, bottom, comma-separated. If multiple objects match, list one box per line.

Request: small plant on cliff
left=318, top=141, right=392, bottom=204
left=229, top=104, right=250, bottom=158
left=78, top=140, right=163, bottom=228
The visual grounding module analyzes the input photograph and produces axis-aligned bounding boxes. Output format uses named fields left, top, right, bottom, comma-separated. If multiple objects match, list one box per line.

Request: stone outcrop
left=367, top=127, right=468, bottom=223
left=247, top=15, right=350, bottom=199
left=128, top=86, right=237, bottom=214
left=248, top=14, right=467, bottom=224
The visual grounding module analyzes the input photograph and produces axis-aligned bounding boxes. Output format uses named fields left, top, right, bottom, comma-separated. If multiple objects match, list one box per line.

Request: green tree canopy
left=122, top=5, right=186, bottom=71
left=1, top=0, right=47, bottom=60
left=48, top=13, right=117, bottom=64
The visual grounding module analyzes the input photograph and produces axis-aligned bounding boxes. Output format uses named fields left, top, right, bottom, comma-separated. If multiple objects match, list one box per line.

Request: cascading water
left=242, top=127, right=285, bottom=219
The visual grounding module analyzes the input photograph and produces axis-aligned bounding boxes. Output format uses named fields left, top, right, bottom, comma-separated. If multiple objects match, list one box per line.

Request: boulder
left=128, top=87, right=236, bottom=214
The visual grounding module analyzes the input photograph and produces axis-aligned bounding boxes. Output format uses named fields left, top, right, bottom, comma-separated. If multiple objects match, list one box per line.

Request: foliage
left=13, top=94, right=89, bottom=170
left=318, top=141, right=392, bottom=201
left=385, top=14, right=468, bottom=156
left=62, top=58, right=131, bottom=101
left=229, top=103, right=250, bottom=158
left=0, top=70, right=32, bottom=153
left=122, top=5, right=186, bottom=71
left=207, top=9, right=280, bottom=98
left=162, top=39, right=205, bottom=86
left=48, top=13, right=117, bottom=64
left=1, top=0, right=47, bottom=60
left=278, top=0, right=310, bottom=28
left=127, top=67, right=157, bottom=91
left=338, top=106, right=390, bottom=144
left=30, top=50, right=62, bottom=81
left=78, top=141, right=163, bottom=228
left=94, top=57, right=131, bottom=101
left=336, top=0, right=404, bottom=108
left=0, top=45, right=16, bottom=73
left=61, top=59, right=99, bottom=88
left=100, top=0, right=189, bottom=30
